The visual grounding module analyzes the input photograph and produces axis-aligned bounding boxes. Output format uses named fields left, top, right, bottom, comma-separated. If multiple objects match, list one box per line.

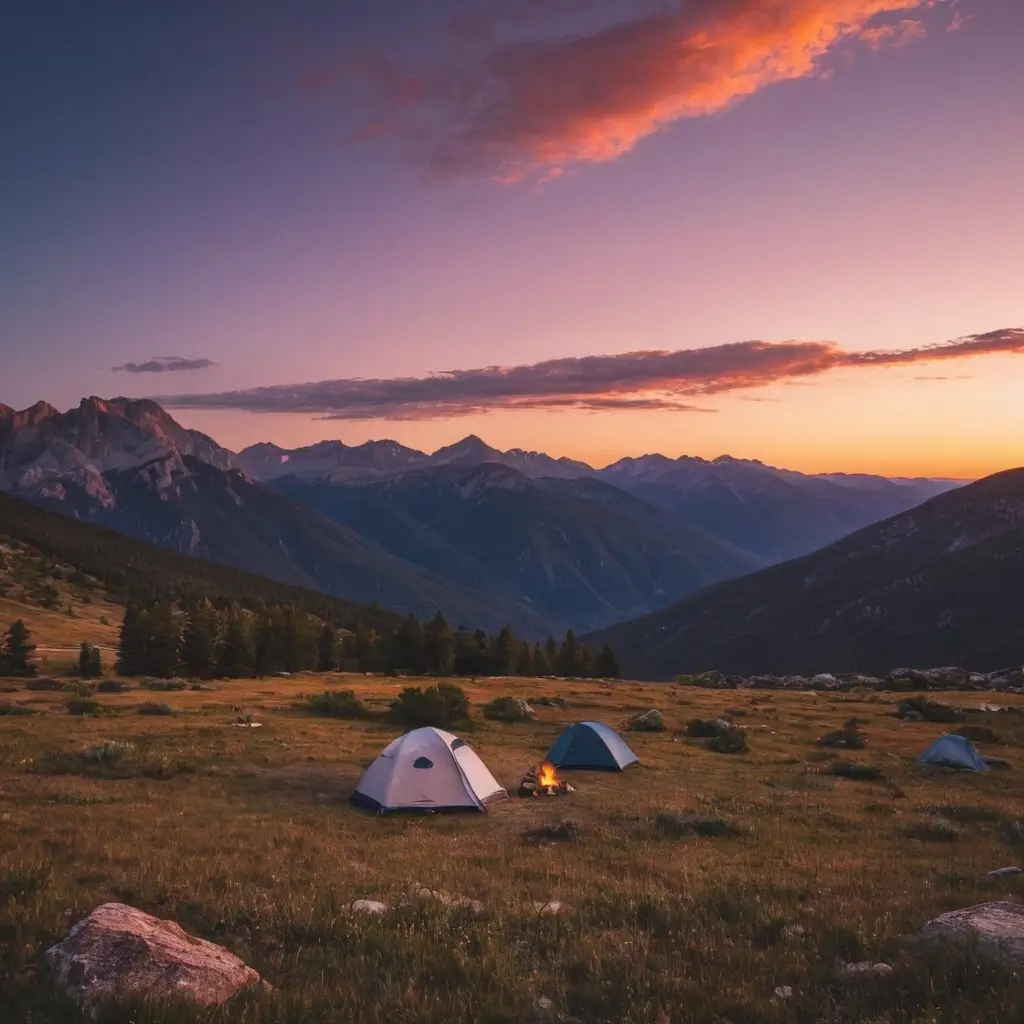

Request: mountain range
left=586, top=468, right=1024, bottom=678
left=0, top=396, right=963, bottom=636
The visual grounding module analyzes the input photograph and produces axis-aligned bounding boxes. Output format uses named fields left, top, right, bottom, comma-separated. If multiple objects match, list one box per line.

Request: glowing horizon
left=2, top=0, right=1021, bottom=482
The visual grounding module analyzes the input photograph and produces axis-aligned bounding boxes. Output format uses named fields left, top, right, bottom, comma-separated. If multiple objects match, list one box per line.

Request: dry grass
left=2, top=674, right=1023, bottom=1023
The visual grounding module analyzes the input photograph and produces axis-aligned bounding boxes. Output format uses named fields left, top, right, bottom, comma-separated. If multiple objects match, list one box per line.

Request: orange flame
left=538, top=761, right=559, bottom=789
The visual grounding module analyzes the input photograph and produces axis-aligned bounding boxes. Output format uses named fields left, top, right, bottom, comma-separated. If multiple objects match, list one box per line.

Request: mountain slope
left=585, top=467, right=1024, bottom=678
left=597, top=454, right=958, bottom=562
left=269, top=463, right=762, bottom=632
left=0, top=490, right=401, bottom=633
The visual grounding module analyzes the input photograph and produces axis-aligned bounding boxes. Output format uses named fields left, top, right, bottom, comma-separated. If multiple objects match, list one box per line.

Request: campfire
left=518, top=761, right=575, bottom=798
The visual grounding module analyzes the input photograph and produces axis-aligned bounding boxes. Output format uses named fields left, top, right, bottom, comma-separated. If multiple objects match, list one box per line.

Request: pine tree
left=595, top=644, right=621, bottom=679
left=181, top=599, right=219, bottom=679
left=353, top=621, right=377, bottom=673
left=424, top=612, right=455, bottom=675
left=78, top=642, right=102, bottom=678
left=116, top=602, right=148, bottom=676
left=146, top=601, right=182, bottom=678
left=544, top=635, right=558, bottom=673
left=533, top=641, right=550, bottom=677
left=493, top=624, right=519, bottom=676
left=253, top=608, right=281, bottom=678
left=281, top=606, right=316, bottom=673
left=3, top=620, right=37, bottom=677
left=557, top=630, right=581, bottom=678
left=394, top=615, right=425, bottom=674
left=218, top=608, right=254, bottom=678
left=515, top=641, right=535, bottom=677
left=317, top=621, right=337, bottom=673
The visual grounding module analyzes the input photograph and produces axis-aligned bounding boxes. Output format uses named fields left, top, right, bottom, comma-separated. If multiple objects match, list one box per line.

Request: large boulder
left=46, top=903, right=263, bottom=1007
left=919, top=901, right=1024, bottom=967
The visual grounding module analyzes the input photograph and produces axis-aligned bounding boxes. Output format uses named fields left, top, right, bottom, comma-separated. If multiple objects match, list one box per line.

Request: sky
left=2, top=0, right=1023, bottom=477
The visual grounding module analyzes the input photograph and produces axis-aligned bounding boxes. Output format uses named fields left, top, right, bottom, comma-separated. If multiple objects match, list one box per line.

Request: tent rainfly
left=917, top=733, right=988, bottom=772
left=351, top=726, right=507, bottom=813
left=546, top=721, right=639, bottom=771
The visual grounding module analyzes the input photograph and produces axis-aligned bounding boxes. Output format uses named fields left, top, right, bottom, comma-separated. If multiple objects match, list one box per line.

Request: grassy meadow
left=2, top=673, right=1024, bottom=1023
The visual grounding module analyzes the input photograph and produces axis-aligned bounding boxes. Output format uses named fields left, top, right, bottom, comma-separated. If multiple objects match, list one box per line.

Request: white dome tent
left=351, top=727, right=507, bottom=813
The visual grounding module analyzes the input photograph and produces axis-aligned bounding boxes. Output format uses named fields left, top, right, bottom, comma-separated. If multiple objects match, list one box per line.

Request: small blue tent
left=917, top=733, right=988, bottom=772
left=546, top=721, right=639, bottom=771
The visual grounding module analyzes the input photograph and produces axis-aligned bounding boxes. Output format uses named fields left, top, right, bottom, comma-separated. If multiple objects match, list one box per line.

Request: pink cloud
left=154, top=327, right=1023, bottom=421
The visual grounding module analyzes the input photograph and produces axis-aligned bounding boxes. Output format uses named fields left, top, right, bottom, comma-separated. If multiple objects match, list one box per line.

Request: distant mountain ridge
left=0, top=397, right=966, bottom=636
left=584, top=467, right=1024, bottom=678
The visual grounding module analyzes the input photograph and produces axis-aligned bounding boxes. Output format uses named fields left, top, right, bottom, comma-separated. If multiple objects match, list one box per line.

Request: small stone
left=351, top=900, right=387, bottom=916
left=980, top=867, right=1023, bottom=883
left=534, top=900, right=571, bottom=916
left=536, top=995, right=554, bottom=1011
left=834, top=961, right=893, bottom=979
left=782, top=923, right=806, bottom=940
left=773, top=985, right=793, bottom=999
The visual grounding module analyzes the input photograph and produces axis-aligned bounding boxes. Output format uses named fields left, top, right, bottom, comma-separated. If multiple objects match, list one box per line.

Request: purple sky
left=2, top=0, right=1022, bottom=475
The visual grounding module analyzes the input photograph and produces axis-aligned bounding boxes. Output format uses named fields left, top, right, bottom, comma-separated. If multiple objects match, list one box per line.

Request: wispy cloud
left=112, top=356, right=216, bottom=374
left=358, top=0, right=957, bottom=181
left=153, top=328, right=1023, bottom=421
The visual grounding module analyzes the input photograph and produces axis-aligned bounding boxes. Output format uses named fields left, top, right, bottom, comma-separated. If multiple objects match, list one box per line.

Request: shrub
left=136, top=701, right=175, bottom=716
left=24, top=678, right=63, bottom=692
left=522, top=819, right=583, bottom=843
left=901, top=817, right=960, bottom=842
left=304, top=690, right=367, bottom=719
left=708, top=726, right=748, bottom=754
left=954, top=724, right=1001, bottom=745
left=97, top=680, right=129, bottom=693
left=627, top=709, right=665, bottom=732
left=0, top=701, right=36, bottom=716
left=82, top=740, right=135, bottom=766
left=655, top=812, right=742, bottom=838
left=65, top=696, right=102, bottom=716
left=483, top=696, right=534, bottom=722
left=686, top=717, right=728, bottom=738
left=826, top=761, right=882, bottom=781
left=141, top=678, right=188, bottom=691
left=818, top=718, right=866, bottom=749
left=898, top=698, right=964, bottom=723
left=391, top=683, right=469, bottom=728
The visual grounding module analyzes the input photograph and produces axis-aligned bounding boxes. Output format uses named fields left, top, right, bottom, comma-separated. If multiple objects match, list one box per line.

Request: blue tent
left=917, top=733, right=988, bottom=772
left=546, top=721, right=639, bottom=771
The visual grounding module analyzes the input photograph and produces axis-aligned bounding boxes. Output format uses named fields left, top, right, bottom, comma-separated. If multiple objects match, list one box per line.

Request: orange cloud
left=365, top=0, right=953, bottom=180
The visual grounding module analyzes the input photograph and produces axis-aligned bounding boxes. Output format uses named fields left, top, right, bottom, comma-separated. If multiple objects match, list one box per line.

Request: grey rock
left=350, top=899, right=387, bottom=915
left=980, top=867, right=1022, bottom=883
left=920, top=901, right=1024, bottom=966
left=46, top=902, right=262, bottom=1008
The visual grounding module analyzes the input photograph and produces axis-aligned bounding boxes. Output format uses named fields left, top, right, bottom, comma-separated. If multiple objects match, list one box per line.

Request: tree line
left=114, top=599, right=622, bottom=680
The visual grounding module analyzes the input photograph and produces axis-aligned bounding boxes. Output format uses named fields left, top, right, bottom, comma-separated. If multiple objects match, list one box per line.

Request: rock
left=782, top=923, right=806, bottom=940
left=536, top=995, right=554, bottom=1012
left=920, top=901, right=1024, bottom=967
left=534, top=900, right=571, bottom=916
left=980, top=867, right=1022, bottom=884
left=46, top=903, right=263, bottom=1008
left=773, top=985, right=793, bottom=999
left=834, top=961, right=894, bottom=979
left=408, top=887, right=483, bottom=914
left=351, top=899, right=387, bottom=915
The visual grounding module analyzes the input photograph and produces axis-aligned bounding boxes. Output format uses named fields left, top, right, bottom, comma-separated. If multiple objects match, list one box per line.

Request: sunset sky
left=2, top=0, right=1022, bottom=477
